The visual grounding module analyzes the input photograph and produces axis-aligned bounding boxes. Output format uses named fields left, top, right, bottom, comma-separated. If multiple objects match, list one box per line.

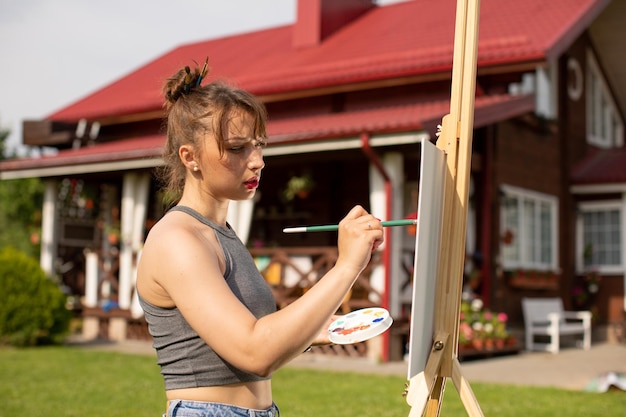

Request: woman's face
left=199, top=109, right=266, bottom=202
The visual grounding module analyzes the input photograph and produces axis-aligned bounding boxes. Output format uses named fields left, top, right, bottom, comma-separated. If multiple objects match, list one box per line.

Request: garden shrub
left=0, top=247, right=71, bottom=346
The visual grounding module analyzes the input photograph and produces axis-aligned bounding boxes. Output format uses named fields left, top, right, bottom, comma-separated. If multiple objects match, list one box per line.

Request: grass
left=1, top=346, right=624, bottom=416
left=0, top=346, right=165, bottom=416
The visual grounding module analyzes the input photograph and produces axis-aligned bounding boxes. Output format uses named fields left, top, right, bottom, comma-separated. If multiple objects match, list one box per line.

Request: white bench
left=521, top=297, right=592, bottom=354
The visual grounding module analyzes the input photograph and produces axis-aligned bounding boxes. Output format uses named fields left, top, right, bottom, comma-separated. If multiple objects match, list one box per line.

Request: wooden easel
left=405, top=1, right=483, bottom=416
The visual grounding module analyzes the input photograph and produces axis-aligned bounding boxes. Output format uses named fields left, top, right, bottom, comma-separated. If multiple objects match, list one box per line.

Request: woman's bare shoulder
left=138, top=212, right=222, bottom=305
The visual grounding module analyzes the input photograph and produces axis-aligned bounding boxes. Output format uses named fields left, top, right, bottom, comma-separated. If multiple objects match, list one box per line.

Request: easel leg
left=451, top=359, right=484, bottom=417
left=408, top=358, right=484, bottom=417
left=424, top=377, right=445, bottom=417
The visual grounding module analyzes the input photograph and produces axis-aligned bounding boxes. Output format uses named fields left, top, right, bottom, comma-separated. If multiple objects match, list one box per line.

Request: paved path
left=73, top=338, right=625, bottom=391
left=288, top=343, right=625, bottom=390
left=457, top=343, right=625, bottom=390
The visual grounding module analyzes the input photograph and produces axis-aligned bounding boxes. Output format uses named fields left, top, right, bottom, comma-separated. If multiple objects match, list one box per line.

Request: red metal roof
left=0, top=94, right=534, bottom=176
left=47, top=0, right=608, bottom=123
left=268, top=93, right=533, bottom=142
left=571, top=147, right=626, bottom=185
left=0, top=134, right=164, bottom=176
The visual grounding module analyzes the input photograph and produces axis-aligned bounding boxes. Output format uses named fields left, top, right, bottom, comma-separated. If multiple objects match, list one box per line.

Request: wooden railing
left=248, top=247, right=383, bottom=313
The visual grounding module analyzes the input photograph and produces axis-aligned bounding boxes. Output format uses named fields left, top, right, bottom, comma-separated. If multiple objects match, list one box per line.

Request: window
left=500, top=185, right=558, bottom=270
left=586, top=51, right=624, bottom=148
left=577, top=201, right=623, bottom=274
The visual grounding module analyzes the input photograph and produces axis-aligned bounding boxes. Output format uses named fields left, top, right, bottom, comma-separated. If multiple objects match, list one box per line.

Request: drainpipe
left=360, top=132, right=392, bottom=362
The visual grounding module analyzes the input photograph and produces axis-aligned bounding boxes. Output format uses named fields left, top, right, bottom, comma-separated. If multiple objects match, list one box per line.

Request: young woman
left=136, top=60, right=384, bottom=417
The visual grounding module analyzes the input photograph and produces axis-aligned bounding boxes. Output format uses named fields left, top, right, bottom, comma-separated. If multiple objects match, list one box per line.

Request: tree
left=0, top=125, right=45, bottom=259
left=0, top=125, right=7, bottom=159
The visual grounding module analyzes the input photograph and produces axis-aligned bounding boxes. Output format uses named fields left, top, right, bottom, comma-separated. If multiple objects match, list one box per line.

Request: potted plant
left=458, top=297, right=513, bottom=352
left=282, top=172, right=315, bottom=201
left=105, top=224, right=120, bottom=245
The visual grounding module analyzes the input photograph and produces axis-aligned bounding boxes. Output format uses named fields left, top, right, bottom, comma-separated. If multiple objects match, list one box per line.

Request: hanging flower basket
left=501, top=229, right=514, bottom=245
left=507, top=270, right=559, bottom=290
left=282, top=173, right=315, bottom=201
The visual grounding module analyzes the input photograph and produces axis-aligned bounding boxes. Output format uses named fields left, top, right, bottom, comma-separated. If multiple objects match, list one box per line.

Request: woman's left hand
left=311, top=315, right=341, bottom=346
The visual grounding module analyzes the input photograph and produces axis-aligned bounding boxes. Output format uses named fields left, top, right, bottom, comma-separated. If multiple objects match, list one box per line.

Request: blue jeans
left=165, top=400, right=280, bottom=417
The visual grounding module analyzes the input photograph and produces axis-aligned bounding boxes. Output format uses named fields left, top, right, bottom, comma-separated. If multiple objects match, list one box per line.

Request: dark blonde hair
left=159, top=60, right=268, bottom=203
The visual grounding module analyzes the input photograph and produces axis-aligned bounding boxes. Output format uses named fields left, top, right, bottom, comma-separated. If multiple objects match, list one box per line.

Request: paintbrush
left=282, top=219, right=416, bottom=233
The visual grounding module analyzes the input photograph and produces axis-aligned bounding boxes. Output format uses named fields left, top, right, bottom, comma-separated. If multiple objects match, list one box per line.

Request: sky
left=0, top=0, right=404, bottom=155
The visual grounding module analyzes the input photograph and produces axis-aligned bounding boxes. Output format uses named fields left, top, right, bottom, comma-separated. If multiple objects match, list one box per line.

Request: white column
left=40, top=180, right=57, bottom=276
left=368, top=160, right=387, bottom=305
left=131, top=173, right=150, bottom=251
left=130, top=249, right=145, bottom=319
left=118, top=172, right=150, bottom=311
left=118, top=173, right=136, bottom=310
left=368, top=152, right=405, bottom=316
left=129, top=173, right=150, bottom=319
left=84, top=250, right=99, bottom=308
left=227, top=199, right=254, bottom=244
left=83, top=249, right=101, bottom=340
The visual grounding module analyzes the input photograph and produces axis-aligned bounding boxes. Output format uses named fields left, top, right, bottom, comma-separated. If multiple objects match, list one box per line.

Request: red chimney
left=293, top=0, right=376, bottom=49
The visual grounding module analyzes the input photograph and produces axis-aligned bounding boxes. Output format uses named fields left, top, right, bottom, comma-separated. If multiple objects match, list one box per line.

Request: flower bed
left=458, top=298, right=518, bottom=355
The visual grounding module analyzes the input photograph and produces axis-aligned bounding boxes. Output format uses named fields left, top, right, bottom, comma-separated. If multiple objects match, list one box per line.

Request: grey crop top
left=138, top=205, right=277, bottom=390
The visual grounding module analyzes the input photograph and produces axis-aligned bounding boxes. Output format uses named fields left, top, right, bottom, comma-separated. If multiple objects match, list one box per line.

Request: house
left=1, top=0, right=624, bottom=360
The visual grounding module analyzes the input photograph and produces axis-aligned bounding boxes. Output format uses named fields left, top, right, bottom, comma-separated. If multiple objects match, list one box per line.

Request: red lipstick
left=245, top=177, right=259, bottom=189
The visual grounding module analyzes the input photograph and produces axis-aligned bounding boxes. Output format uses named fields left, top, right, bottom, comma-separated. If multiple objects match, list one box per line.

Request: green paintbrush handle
left=283, top=219, right=416, bottom=233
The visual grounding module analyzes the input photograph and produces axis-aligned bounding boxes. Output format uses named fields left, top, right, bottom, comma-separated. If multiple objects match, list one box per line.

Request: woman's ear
left=179, top=145, right=199, bottom=172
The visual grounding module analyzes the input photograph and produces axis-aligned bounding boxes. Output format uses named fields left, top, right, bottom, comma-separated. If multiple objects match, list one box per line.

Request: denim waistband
left=166, top=400, right=280, bottom=417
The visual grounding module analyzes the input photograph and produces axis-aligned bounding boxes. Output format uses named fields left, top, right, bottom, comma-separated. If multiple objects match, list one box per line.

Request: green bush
left=0, top=247, right=71, bottom=346
left=0, top=177, right=44, bottom=259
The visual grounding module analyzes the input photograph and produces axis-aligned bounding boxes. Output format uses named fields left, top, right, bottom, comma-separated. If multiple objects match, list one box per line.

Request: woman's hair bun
left=163, top=57, right=210, bottom=106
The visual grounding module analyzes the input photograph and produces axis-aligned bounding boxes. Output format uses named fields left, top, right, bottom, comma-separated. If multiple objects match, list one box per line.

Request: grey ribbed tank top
left=138, top=205, right=276, bottom=389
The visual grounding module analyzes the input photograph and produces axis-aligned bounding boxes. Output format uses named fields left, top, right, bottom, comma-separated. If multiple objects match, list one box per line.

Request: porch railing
left=248, top=246, right=383, bottom=313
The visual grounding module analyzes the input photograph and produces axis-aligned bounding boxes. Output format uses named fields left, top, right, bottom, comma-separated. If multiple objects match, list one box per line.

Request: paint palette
left=328, top=307, right=393, bottom=344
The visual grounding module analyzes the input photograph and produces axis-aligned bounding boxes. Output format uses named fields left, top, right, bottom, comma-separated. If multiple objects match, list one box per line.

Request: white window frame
left=586, top=50, right=624, bottom=148
left=499, top=185, right=559, bottom=271
left=576, top=200, right=624, bottom=275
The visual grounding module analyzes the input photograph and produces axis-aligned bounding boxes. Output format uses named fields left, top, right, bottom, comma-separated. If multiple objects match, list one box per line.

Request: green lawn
left=0, top=346, right=624, bottom=417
